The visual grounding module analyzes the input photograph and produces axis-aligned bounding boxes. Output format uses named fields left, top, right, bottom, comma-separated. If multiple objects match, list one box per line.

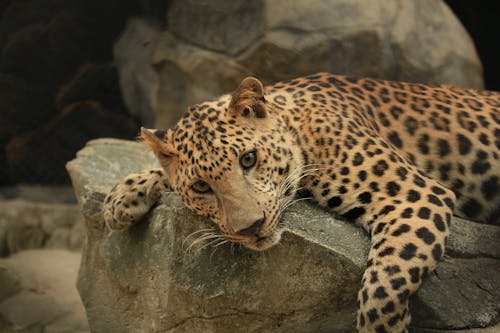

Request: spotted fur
left=103, top=73, right=500, bottom=332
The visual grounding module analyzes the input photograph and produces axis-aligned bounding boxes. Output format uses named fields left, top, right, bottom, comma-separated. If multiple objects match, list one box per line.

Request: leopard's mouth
left=226, top=214, right=285, bottom=251
left=239, top=231, right=283, bottom=251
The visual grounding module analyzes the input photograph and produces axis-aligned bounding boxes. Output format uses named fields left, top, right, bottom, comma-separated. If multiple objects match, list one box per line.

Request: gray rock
left=67, top=139, right=500, bottom=332
left=413, top=258, right=500, bottom=330
left=238, top=29, right=387, bottom=84
left=5, top=207, right=45, bottom=254
left=388, top=0, right=482, bottom=88
left=0, top=250, right=89, bottom=333
left=0, top=200, right=84, bottom=255
left=68, top=139, right=366, bottom=333
left=242, top=0, right=482, bottom=87
left=0, top=266, right=21, bottom=302
left=45, top=228, right=71, bottom=249
left=152, top=33, right=251, bottom=128
left=167, top=0, right=265, bottom=55
left=447, top=217, right=500, bottom=259
left=116, top=0, right=483, bottom=129
left=69, top=221, right=85, bottom=251
left=113, top=18, right=162, bottom=128
left=413, top=323, right=500, bottom=333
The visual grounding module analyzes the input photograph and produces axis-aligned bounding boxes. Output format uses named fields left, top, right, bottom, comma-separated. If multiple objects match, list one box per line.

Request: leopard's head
left=142, top=77, right=304, bottom=251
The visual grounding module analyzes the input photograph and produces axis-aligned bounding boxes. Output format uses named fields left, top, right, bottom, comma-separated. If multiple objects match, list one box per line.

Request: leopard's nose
left=237, top=218, right=265, bottom=236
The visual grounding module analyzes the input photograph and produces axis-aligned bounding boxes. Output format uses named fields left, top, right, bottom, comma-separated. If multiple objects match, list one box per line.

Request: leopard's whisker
left=189, top=237, right=218, bottom=253
left=184, top=228, right=217, bottom=241
left=185, top=233, right=222, bottom=253
left=198, top=237, right=228, bottom=253
left=209, top=239, right=231, bottom=260
left=278, top=164, right=319, bottom=190
left=182, top=229, right=218, bottom=250
left=214, top=239, right=230, bottom=248
left=277, top=164, right=322, bottom=199
left=266, top=192, right=313, bottom=234
left=183, top=231, right=219, bottom=248
left=281, top=196, right=313, bottom=211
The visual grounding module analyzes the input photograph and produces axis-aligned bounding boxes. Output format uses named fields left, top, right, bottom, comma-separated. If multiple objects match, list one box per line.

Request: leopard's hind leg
left=355, top=172, right=455, bottom=332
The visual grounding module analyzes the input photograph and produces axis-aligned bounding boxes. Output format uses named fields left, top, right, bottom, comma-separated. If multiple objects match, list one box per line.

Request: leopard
left=103, top=72, right=500, bottom=332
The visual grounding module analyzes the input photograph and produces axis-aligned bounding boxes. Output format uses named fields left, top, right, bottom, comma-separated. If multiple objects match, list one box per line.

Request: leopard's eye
left=240, top=150, right=257, bottom=170
left=191, top=180, right=212, bottom=194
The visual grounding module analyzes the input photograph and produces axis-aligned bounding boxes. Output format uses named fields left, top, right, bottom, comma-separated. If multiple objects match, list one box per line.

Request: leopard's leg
left=308, top=136, right=456, bottom=332
left=355, top=176, right=455, bottom=332
left=103, top=168, right=168, bottom=230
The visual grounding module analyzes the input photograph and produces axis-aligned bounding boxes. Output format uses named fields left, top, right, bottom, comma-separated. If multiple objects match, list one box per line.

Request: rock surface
left=0, top=249, right=89, bottom=333
left=67, top=139, right=500, bottom=333
left=168, top=0, right=265, bottom=55
left=0, top=199, right=85, bottom=256
left=116, top=0, right=484, bottom=128
left=113, top=19, right=162, bottom=128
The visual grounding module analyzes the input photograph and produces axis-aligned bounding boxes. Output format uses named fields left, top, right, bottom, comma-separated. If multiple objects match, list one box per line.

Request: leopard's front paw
left=103, top=168, right=168, bottom=230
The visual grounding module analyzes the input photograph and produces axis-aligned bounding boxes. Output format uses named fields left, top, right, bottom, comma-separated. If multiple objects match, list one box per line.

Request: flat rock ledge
left=67, top=138, right=500, bottom=333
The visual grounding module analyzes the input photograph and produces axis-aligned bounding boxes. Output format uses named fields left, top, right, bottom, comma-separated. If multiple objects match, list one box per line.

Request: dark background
left=444, top=0, right=500, bottom=91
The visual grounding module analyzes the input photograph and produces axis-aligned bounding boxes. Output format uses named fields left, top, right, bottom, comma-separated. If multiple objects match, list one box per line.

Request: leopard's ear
left=140, top=127, right=176, bottom=159
left=229, top=77, right=267, bottom=118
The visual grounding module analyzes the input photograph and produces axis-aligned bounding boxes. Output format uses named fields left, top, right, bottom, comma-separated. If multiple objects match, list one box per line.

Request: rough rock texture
left=113, top=19, right=163, bottom=128
left=0, top=199, right=85, bottom=256
left=67, top=139, right=500, bottom=333
left=0, top=187, right=88, bottom=332
left=0, top=249, right=89, bottom=333
left=168, top=0, right=265, bottom=55
left=114, top=0, right=483, bottom=128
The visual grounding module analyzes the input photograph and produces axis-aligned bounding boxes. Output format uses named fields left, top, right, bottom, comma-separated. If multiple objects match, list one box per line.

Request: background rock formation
left=115, top=0, right=484, bottom=129
left=67, top=139, right=500, bottom=332
left=0, top=250, right=88, bottom=333
left=0, top=0, right=494, bottom=185
left=1, top=0, right=498, bottom=186
left=0, top=187, right=88, bottom=332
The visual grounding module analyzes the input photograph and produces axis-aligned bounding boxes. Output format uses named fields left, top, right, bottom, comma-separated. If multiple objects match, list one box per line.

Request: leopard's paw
left=103, top=168, right=168, bottom=230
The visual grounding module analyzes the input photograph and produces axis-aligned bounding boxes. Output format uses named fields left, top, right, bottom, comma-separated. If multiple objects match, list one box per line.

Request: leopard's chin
left=242, top=228, right=284, bottom=251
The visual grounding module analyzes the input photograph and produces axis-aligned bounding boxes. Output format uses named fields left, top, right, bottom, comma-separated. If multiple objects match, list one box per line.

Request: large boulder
left=168, top=0, right=265, bottom=55
left=114, top=0, right=483, bottom=128
left=67, top=139, right=500, bottom=333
